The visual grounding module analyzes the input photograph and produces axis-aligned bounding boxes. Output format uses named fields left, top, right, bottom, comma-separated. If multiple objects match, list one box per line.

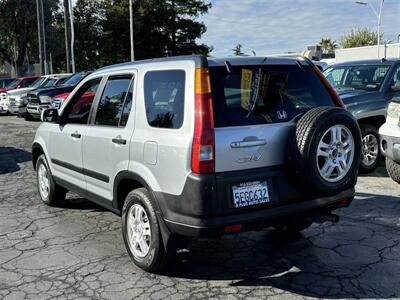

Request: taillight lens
left=312, top=65, right=345, bottom=108
left=192, top=68, right=215, bottom=174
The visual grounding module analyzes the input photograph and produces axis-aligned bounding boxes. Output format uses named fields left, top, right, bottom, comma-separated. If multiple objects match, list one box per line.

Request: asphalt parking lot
left=1, top=116, right=400, bottom=299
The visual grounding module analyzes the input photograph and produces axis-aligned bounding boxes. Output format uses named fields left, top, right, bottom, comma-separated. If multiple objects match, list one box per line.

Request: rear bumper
left=155, top=168, right=355, bottom=237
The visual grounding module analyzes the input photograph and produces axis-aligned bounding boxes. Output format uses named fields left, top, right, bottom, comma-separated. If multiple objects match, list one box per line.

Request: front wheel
left=122, top=188, right=170, bottom=273
left=386, top=157, right=400, bottom=184
left=36, top=154, right=67, bottom=206
left=359, top=124, right=381, bottom=173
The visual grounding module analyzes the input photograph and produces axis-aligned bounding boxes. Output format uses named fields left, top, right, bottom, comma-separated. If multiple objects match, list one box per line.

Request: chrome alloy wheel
left=127, top=204, right=151, bottom=258
left=316, top=125, right=355, bottom=182
left=362, top=133, right=379, bottom=167
left=38, top=163, right=50, bottom=199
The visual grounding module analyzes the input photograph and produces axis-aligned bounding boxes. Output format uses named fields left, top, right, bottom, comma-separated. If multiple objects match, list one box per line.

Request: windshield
left=42, top=78, right=58, bottom=87
left=4, top=79, right=20, bottom=89
left=324, top=65, right=391, bottom=92
left=31, top=77, right=47, bottom=88
left=62, top=73, right=85, bottom=86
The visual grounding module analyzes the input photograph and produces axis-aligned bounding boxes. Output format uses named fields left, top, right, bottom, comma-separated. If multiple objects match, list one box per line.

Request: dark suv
left=324, top=59, right=400, bottom=172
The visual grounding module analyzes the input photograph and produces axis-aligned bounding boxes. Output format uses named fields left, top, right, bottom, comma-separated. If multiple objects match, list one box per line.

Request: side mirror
left=391, top=80, right=400, bottom=92
left=41, top=108, right=59, bottom=123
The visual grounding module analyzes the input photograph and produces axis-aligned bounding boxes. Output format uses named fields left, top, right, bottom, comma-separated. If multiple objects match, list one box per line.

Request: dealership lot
left=1, top=115, right=400, bottom=299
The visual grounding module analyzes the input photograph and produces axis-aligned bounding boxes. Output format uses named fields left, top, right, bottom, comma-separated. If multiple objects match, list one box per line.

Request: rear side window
left=95, top=76, right=133, bottom=126
left=144, top=70, right=185, bottom=129
left=209, top=65, right=334, bottom=127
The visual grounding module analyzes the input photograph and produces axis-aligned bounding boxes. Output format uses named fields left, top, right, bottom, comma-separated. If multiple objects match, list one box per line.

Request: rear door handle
left=71, top=132, right=81, bottom=139
left=230, top=139, right=266, bottom=148
left=112, top=135, right=127, bottom=145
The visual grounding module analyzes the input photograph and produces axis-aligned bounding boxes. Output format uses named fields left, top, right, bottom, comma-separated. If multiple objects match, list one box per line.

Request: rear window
left=209, top=65, right=334, bottom=127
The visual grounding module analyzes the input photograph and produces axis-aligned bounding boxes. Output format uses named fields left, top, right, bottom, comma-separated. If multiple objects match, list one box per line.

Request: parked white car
left=5, top=74, right=71, bottom=116
left=379, top=99, right=400, bottom=183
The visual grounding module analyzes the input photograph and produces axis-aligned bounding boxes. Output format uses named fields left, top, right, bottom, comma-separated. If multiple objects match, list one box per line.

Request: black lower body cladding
left=288, top=107, right=362, bottom=195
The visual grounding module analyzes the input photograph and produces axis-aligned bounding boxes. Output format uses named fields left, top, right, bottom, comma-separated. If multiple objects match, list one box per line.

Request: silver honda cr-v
left=33, top=55, right=362, bottom=272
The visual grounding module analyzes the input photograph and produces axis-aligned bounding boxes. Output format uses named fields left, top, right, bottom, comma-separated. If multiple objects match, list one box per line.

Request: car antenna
left=224, top=60, right=233, bottom=73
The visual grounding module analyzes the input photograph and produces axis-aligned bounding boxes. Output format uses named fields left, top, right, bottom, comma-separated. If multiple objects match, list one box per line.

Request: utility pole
left=355, top=0, right=384, bottom=58
left=69, top=0, right=76, bottom=72
left=129, top=0, right=135, bottom=61
left=63, top=0, right=71, bottom=73
left=36, top=0, right=47, bottom=75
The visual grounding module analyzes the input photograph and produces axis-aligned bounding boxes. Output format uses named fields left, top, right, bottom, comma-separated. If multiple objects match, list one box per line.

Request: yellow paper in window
left=241, top=69, right=252, bottom=110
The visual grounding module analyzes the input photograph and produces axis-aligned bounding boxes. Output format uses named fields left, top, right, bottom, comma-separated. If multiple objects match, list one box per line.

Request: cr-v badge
left=236, top=154, right=262, bottom=164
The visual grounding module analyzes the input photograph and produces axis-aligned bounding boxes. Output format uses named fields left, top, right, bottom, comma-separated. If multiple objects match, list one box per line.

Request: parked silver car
left=32, top=55, right=361, bottom=272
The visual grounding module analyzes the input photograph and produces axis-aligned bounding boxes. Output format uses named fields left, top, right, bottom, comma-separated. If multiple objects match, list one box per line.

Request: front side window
left=64, top=78, right=101, bottom=124
left=95, top=76, right=133, bottom=126
left=324, top=65, right=391, bottom=91
left=144, top=70, right=185, bottom=129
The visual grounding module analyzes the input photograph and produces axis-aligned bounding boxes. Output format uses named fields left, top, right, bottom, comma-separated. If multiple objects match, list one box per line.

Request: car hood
left=29, top=85, right=76, bottom=97
left=335, top=89, right=369, bottom=99
left=7, top=87, right=35, bottom=96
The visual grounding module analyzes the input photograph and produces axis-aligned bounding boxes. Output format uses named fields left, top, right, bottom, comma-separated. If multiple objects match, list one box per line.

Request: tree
left=319, top=38, right=337, bottom=54
left=73, top=0, right=105, bottom=70
left=340, top=28, right=382, bottom=49
left=0, top=0, right=62, bottom=76
left=232, top=44, right=244, bottom=56
left=101, top=0, right=212, bottom=63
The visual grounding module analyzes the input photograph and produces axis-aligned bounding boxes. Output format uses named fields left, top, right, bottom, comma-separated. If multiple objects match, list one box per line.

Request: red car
left=0, top=76, right=40, bottom=93
left=51, top=91, right=96, bottom=114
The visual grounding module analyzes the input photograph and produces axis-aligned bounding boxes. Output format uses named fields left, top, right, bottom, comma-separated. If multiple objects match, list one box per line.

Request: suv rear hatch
left=209, top=61, right=336, bottom=173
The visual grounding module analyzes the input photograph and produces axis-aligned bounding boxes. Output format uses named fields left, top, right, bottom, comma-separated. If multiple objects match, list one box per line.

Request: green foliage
left=0, top=0, right=212, bottom=75
left=319, top=38, right=337, bottom=54
left=0, top=0, right=61, bottom=75
left=340, top=28, right=382, bottom=48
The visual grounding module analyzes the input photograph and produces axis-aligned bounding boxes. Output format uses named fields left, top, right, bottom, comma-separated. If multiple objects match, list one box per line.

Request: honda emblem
left=277, top=110, right=287, bottom=120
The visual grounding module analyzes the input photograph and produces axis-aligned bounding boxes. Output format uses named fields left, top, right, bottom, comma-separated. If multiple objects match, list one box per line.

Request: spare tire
left=288, top=107, right=362, bottom=195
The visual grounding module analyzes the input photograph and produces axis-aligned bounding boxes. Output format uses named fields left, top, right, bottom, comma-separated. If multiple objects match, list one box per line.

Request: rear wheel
left=122, top=188, right=170, bottom=273
left=359, top=124, right=381, bottom=173
left=36, top=154, right=67, bottom=206
left=386, top=157, right=400, bottom=184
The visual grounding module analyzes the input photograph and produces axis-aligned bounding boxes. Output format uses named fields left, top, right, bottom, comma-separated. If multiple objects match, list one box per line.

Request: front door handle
left=71, top=131, right=81, bottom=139
left=112, top=135, right=127, bottom=145
left=230, top=139, right=266, bottom=148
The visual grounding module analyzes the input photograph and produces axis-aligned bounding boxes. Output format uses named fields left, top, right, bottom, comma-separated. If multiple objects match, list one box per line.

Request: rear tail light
left=312, top=64, right=345, bottom=108
left=191, top=67, right=215, bottom=174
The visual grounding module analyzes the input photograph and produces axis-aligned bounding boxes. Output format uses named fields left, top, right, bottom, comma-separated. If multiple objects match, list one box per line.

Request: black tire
left=36, top=154, right=67, bottom=206
left=386, top=157, right=400, bottom=184
left=122, top=188, right=170, bottom=273
left=288, top=107, right=362, bottom=195
left=24, top=112, right=34, bottom=121
left=274, top=218, right=313, bottom=233
left=359, top=124, right=381, bottom=173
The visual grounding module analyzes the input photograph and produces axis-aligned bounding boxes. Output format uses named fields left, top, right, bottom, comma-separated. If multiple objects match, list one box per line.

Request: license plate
left=232, top=181, right=270, bottom=208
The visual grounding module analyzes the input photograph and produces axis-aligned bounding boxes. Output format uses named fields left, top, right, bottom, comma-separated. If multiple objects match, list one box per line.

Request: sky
left=198, top=0, right=400, bottom=56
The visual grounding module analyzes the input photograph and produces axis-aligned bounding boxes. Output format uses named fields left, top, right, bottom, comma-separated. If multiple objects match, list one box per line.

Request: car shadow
left=0, top=147, right=32, bottom=174
left=57, top=196, right=108, bottom=212
left=359, top=160, right=388, bottom=178
left=165, top=192, right=400, bottom=298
